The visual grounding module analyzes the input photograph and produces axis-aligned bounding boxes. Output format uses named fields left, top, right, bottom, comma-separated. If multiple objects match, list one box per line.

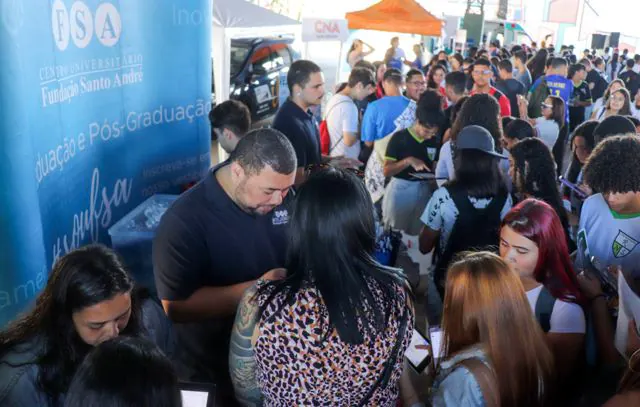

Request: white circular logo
left=70, top=1, right=93, bottom=49
left=95, top=3, right=121, bottom=47
left=51, top=0, right=70, bottom=51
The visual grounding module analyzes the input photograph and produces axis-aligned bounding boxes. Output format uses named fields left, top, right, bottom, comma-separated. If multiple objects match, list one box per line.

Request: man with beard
left=152, top=129, right=296, bottom=406
left=273, top=59, right=359, bottom=185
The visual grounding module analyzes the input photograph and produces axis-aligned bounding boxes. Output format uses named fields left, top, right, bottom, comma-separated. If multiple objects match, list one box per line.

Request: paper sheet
left=614, top=273, right=640, bottom=357
left=181, top=390, right=209, bottom=407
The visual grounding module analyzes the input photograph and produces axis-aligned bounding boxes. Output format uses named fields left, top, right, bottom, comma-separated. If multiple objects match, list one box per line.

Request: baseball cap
left=456, top=125, right=507, bottom=159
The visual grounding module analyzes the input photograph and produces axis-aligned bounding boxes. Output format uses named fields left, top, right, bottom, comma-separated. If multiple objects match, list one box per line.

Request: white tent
left=212, top=0, right=301, bottom=107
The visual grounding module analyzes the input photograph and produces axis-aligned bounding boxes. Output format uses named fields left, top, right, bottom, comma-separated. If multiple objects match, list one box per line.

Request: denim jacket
left=431, top=346, right=491, bottom=407
left=0, top=298, right=175, bottom=407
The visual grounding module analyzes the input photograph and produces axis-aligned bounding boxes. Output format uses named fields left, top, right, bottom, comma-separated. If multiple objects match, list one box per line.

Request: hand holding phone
left=559, top=176, right=589, bottom=200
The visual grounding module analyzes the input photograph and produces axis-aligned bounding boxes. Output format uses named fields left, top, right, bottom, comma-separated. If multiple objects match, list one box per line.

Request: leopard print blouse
left=254, top=279, right=413, bottom=406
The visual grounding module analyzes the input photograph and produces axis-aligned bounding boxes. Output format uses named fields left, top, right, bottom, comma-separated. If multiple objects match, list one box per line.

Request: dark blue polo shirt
left=272, top=99, right=321, bottom=168
left=152, top=163, right=290, bottom=384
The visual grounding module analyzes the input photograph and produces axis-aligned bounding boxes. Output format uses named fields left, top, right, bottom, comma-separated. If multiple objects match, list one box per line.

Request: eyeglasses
left=541, top=103, right=552, bottom=109
left=472, top=70, right=492, bottom=76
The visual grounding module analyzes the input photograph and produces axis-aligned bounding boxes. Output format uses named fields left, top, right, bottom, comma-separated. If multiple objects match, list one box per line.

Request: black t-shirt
left=569, top=81, right=592, bottom=129
left=586, top=69, right=607, bottom=100
left=272, top=99, right=321, bottom=168
left=495, top=78, right=526, bottom=117
left=384, top=128, right=439, bottom=180
left=619, top=70, right=640, bottom=98
left=152, top=164, right=291, bottom=382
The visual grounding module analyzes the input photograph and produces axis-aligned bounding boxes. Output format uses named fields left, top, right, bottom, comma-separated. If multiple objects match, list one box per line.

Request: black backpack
left=434, top=185, right=508, bottom=295
left=534, top=286, right=557, bottom=333
left=528, top=78, right=550, bottom=118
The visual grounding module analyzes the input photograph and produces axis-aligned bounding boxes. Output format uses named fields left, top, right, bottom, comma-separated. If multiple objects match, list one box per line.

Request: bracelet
left=590, top=293, right=606, bottom=303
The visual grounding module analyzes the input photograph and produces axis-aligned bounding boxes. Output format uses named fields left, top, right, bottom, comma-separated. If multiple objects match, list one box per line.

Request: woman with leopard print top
left=230, top=167, right=414, bottom=406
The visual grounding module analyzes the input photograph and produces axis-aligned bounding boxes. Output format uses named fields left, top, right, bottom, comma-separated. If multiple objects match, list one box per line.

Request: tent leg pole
left=336, top=42, right=344, bottom=89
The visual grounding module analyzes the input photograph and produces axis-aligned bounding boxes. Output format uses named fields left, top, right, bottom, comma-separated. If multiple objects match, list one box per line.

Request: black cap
left=456, top=125, right=507, bottom=159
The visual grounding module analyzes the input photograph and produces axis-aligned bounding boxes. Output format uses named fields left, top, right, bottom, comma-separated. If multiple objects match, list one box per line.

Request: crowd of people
left=2, top=37, right=640, bottom=407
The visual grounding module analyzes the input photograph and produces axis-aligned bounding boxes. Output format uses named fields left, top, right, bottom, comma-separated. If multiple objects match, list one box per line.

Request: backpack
left=433, top=185, right=508, bottom=293
left=534, top=286, right=612, bottom=405
left=319, top=100, right=352, bottom=155
left=528, top=78, right=550, bottom=118
left=534, top=285, right=557, bottom=333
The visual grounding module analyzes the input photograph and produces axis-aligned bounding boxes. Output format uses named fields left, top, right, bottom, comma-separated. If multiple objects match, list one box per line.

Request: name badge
left=272, top=209, right=289, bottom=226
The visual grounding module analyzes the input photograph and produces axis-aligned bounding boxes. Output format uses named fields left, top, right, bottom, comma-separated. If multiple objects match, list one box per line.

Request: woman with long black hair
left=229, top=168, right=413, bottom=406
left=509, top=138, right=575, bottom=250
left=564, top=120, right=598, bottom=224
left=0, top=245, right=174, bottom=406
left=527, top=48, right=550, bottom=83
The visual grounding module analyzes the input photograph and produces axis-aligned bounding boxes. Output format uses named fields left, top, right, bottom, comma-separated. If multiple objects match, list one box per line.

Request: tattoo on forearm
left=229, top=284, right=263, bottom=407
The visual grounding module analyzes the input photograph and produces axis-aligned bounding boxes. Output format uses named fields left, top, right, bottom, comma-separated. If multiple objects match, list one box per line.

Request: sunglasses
left=541, top=103, right=552, bottom=109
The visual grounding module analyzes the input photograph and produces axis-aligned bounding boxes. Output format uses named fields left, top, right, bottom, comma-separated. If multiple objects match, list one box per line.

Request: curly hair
left=510, top=139, right=570, bottom=237
left=450, top=93, right=503, bottom=153
left=584, top=135, right=640, bottom=194
left=416, top=89, right=445, bottom=128
left=564, top=120, right=598, bottom=196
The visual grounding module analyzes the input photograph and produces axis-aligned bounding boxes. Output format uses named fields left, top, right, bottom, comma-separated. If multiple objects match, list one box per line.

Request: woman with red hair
left=500, top=198, right=585, bottom=386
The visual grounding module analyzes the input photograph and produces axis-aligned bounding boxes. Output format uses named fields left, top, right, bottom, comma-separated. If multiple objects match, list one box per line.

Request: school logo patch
left=427, top=147, right=437, bottom=162
left=612, top=230, right=639, bottom=258
left=272, top=209, right=289, bottom=226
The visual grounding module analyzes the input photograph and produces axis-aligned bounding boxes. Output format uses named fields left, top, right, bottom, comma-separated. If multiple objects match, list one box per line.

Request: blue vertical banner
left=0, top=0, right=212, bottom=325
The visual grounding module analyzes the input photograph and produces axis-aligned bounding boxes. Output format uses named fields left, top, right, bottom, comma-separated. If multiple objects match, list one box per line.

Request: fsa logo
left=51, top=0, right=121, bottom=51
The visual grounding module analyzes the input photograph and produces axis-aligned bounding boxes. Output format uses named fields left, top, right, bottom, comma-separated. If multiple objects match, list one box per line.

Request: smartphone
left=577, top=231, right=618, bottom=297
left=590, top=255, right=619, bottom=297
left=429, top=327, right=443, bottom=362
left=405, top=329, right=431, bottom=372
left=410, top=173, right=449, bottom=181
left=558, top=176, right=588, bottom=200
